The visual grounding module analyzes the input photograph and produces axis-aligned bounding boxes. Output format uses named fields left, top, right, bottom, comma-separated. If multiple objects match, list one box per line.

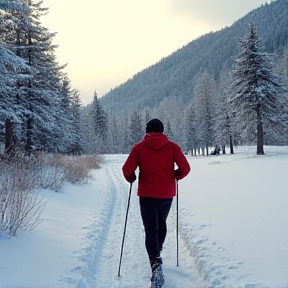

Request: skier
left=122, top=118, right=190, bottom=287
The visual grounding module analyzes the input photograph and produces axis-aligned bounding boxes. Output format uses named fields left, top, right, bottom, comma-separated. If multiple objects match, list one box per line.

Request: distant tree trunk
left=257, top=122, right=265, bottom=155
left=222, top=145, right=226, bottom=154
left=256, top=106, right=265, bottom=155
left=25, top=118, right=33, bottom=153
left=5, top=118, right=13, bottom=154
left=229, top=135, right=234, bottom=154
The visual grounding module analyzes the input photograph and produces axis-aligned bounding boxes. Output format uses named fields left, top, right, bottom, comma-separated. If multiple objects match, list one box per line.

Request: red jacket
left=122, top=133, right=190, bottom=198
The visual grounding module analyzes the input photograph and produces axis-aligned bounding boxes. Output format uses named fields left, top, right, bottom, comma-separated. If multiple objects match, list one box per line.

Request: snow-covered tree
left=80, top=105, right=96, bottom=154
left=129, top=110, right=143, bottom=146
left=184, top=104, right=197, bottom=155
left=53, top=74, right=82, bottom=153
left=122, top=117, right=130, bottom=153
left=276, top=45, right=288, bottom=145
left=165, top=120, right=173, bottom=140
left=213, top=69, right=235, bottom=154
left=0, top=44, right=30, bottom=151
left=91, top=91, right=108, bottom=154
left=193, top=72, right=217, bottom=155
left=0, top=0, right=66, bottom=152
left=69, top=89, right=83, bottom=154
left=144, top=110, right=150, bottom=124
left=229, top=23, right=286, bottom=154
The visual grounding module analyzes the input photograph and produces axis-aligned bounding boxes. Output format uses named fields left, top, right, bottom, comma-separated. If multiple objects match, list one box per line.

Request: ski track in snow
left=56, top=156, right=205, bottom=288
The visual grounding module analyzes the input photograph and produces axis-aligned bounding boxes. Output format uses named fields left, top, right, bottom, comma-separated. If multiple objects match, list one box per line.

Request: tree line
left=1, top=1, right=288, bottom=157
left=88, top=23, right=288, bottom=155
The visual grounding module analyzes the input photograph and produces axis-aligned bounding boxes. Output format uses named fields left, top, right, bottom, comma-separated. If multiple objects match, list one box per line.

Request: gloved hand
left=174, top=169, right=181, bottom=180
left=127, top=172, right=136, bottom=183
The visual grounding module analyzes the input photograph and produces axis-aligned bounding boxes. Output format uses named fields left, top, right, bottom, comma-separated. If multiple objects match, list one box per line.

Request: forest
left=0, top=0, right=288, bottom=156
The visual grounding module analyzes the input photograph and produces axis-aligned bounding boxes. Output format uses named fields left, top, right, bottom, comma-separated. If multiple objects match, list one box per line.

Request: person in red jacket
left=122, top=118, right=190, bottom=287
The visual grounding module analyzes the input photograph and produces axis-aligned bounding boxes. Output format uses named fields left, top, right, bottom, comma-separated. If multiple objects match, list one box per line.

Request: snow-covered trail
left=60, top=155, right=204, bottom=288
left=2, top=148, right=288, bottom=287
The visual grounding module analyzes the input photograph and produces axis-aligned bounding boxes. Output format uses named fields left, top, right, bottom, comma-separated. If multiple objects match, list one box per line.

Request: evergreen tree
left=122, top=117, right=130, bottom=153
left=129, top=110, right=143, bottom=147
left=166, top=120, right=173, bottom=140
left=0, top=44, right=30, bottom=149
left=144, top=110, right=150, bottom=124
left=276, top=45, right=288, bottom=145
left=229, top=23, right=286, bottom=154
left=194, top=72, right=217, bottom=155
left=214, top=69, right=234, bottom=154
left=70, top=89, right=82, bottom=154
left=107, top=114, right=118, bottom=153
left=184, top=104, right=197, bottom=155
left=1, top=0, right=64, bottom=152
left=1, top=1, right=29, bottom=150
left=55, top=73, right=74, bottom=152
left=92, top=91, right=108, bottom=154
left=80, top=104, right=97, bottom=154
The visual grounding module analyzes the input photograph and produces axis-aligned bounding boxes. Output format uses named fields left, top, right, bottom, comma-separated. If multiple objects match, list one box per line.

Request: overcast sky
left=41, top=0, right=267, bottom=105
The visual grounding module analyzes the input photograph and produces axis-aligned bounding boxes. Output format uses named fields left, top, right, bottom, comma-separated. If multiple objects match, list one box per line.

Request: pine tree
left=0, top=44, right=29, bottom=149
left=214, top=69, right=234, bottom=154
left=276, top=45, right=288, bottom=145
left=69, top=89, right=82, bottom=154
left=122, top=117, right=130, bottom=153
left=1, top=0, right=65, bottom=152
left=55, top=74, right=71, bottom=152
left=184, top=104, right=197, bottom=155
left=1, top=1, right=30, bottom=151
left=166, top=120, right=173, bottom=140
left=80, top=104, right=97, bottom=154
left=92, top=91, right=108, bottom=154
left=129, top=110, right=143, bottom=147
left=194, top=72, right=217, bottom=155
left=144, top=110, right=150, bottom=124
left=229, top=23, right=286, bottom=154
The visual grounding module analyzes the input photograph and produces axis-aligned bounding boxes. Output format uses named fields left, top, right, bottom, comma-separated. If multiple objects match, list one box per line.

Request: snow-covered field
left=0, top=146, right=288, bottom=288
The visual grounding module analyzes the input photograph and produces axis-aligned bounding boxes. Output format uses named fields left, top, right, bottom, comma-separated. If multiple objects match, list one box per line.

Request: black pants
left=139, top=197, right=173, bottom=259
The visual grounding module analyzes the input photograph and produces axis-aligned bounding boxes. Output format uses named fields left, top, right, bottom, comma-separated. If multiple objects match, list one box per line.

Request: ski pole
left=176, top=180, right=179, bottom=267
left=117, top=182, right=133, bottom=277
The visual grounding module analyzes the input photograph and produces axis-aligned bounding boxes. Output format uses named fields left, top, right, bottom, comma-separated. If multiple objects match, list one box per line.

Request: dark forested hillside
left=100, top=0, right=288, bottom=119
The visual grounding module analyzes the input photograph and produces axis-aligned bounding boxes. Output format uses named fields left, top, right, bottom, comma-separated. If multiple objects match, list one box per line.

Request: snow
left=0, top=146, right=288, bottom=288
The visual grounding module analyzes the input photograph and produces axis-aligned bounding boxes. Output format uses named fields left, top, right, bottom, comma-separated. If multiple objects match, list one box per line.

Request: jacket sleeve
left=174, top=144, right=190, bottom=180
left=122, top=146, right=139, bottom=183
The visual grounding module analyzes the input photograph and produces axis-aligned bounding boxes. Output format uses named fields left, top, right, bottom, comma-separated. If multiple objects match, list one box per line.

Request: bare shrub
left=0, top=154, right=47, bottom=236
left=62, top=155, right=102, bottom=185
left=62, top=157, right=90, bottom=184
left=34, top=153, right=102, bottom=189
left=35, top=152, right=65, bottom=191
left=82, top=155, right=102, bottom=170
left=0, top=151, right=102, bottom=236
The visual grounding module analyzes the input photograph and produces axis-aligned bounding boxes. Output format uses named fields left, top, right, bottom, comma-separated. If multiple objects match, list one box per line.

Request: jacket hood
left=143, top=133, right=169, bottom=150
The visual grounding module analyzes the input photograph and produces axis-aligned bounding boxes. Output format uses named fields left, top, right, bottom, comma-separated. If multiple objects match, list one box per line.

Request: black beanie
left=146, top=118, right=164, bottom=133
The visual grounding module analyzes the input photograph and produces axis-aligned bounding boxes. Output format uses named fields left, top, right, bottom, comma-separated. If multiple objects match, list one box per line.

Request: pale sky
left=41, top=0, right=267, bottom=105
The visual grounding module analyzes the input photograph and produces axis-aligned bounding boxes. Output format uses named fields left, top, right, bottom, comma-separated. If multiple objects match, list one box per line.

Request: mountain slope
left=100, top=0, right=288, bottom=119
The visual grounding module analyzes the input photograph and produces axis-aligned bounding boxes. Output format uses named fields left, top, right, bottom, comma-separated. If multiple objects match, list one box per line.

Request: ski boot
left=150, top=256, right=165, bottom=288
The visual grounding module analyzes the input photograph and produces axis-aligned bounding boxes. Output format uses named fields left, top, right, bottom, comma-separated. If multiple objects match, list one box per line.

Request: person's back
left=126, top=132, right=189, bottom=198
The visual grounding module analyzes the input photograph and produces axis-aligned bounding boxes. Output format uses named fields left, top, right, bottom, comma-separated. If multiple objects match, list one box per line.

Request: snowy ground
left=0, top=146, right=288, bottom=288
